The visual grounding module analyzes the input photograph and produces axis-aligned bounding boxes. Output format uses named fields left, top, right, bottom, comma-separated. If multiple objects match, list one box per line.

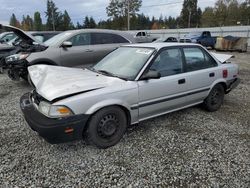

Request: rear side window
left=183, top=47, right=217, bottom=72
left=91, top=33, right=129, bottom=45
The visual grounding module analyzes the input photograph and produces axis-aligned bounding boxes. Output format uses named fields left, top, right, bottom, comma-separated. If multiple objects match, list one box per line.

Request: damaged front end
left=0, top=24, right=47, bottom=79
left=5, top=43, right=47, bottom=81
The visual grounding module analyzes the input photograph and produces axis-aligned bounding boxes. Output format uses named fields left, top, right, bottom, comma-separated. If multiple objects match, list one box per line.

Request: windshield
left=93, top=47, right=155, bottom=80
left=44, top=32, right=72, bottom=46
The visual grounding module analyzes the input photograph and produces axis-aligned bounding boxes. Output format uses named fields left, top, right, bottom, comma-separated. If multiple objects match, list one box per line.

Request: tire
left=203, top=84, right=225, bottom=112
left=86, top=106, right=127, bottom=149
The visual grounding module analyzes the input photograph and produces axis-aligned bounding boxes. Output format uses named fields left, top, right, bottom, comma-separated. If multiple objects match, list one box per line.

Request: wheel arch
left=210, top=79, right=227, bottom=93
left=85, top=101, right=132, bottom=125
left=29, top=58, right=58, bottom=66
left=83, top=104, right=132, bottom=133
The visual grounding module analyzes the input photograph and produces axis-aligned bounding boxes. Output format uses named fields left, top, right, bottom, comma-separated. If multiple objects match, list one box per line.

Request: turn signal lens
left=49, top=105, right=74, bottom=117
left=57, top=107, right=71, bottom=115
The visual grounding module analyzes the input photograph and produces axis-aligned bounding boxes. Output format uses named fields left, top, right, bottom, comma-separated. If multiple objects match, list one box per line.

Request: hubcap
left=211, top=89, right=221, bottom=105
left=97, top=114, right=118, bottom=138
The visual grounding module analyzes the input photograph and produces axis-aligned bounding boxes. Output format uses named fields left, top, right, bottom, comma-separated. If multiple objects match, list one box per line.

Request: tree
left=106, top=0, right=142, bottom=28
left=240, top=0, right=250, bottom=25
left=179, top=0, right=201, bottom=28
left=83, top=16, right=90, bottom=28
left=76, top=21, right=82, bottom=29
left=151, top=22, right=159, bottom=30
left=107, top=0, right=142, bottom=18
left=214, top=0, right=228, bottom=26
left=201, top=7, right=216, bottom=27
left=21, top=15, right=33, bottom=31
left=34, top=12, right=43, bottom=31
left=227, top=0, right=240, bottom=25
left=45, top=0, right=62, bottom=30
left=9, top=14, right=21, bottom=28
left=89, top=17, right=96, bottom=28
left=62, top=10, right=74, bottom=30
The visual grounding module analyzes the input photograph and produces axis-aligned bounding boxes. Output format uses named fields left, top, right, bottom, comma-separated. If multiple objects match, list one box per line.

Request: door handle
left=209, top=72, right=215, bottom=77
left=178, top=78, right=186, bottom=84
left=85, top=49, right=93, bottom=52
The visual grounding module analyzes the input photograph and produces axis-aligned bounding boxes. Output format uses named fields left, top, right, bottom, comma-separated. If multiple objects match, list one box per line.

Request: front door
left=138, top=48, right=188, bottom=120
left=60, top=33, right=93, bottom=67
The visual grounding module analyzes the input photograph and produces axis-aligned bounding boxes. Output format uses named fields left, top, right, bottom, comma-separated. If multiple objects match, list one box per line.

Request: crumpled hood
left=28, top=65, right=125, bottom=101
left=210, top=52, right=234, bottom=63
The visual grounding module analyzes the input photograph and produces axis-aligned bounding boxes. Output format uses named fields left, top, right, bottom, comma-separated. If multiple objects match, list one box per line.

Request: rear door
left=60, top=32, right=93, bottom=67
left=138, top=47, right=189, bottom=120
left=182, top=46, right=219, bottom=104
left=90, top=33, right=130, bottom=64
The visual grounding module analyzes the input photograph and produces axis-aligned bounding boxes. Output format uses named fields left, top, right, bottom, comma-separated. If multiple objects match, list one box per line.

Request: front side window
left=149, top=48, right=183, bottom=77
left=93, top=47, right=155, bottom=80
left=68, top=33, right=90, bottom=46
left=183, top=47, right=217, bottom=72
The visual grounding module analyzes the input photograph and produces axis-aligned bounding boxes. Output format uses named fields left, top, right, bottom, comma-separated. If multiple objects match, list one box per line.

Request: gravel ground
left=0, top=51, right=249, bottom=187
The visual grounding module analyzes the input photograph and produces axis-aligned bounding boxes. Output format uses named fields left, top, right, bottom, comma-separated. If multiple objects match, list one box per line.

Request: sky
left=0, top=0, right=217, bottom=25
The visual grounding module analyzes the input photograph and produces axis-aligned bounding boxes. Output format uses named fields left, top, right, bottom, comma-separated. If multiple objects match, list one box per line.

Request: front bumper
left=20, top=93, right=89, bottom=144
left=226, top=78, right=240, bottom=94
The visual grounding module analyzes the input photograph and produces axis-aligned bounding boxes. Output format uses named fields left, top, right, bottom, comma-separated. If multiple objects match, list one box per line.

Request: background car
left=130, top=31, right=158, bottom=43
left=0, top=30, right=61, bottom=73
left=5, top=28, right=136, bottom=81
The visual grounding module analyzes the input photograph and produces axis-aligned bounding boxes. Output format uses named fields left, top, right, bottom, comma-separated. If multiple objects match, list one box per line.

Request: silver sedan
left=20, top=43, right=240, bottom=148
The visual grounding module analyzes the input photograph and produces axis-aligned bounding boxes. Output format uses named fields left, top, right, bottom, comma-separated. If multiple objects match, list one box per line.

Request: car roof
left=60, top=29, right=135, bottom=43
left=124, top=42, right=201, bottom=50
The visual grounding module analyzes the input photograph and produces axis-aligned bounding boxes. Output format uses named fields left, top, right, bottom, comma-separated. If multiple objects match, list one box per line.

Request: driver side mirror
left=140, top=70, right=161, bottom=80
left=61, top=41, right=72, bottom=48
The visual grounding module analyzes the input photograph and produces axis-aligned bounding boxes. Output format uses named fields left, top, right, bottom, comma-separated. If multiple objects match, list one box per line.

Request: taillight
left=223, top=69, right=228, bottom=78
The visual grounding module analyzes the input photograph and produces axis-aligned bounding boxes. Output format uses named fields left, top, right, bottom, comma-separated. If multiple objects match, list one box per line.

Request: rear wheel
left=203, top=84, right=225, bottom=112
left=85, top=106, right=127, bottom=148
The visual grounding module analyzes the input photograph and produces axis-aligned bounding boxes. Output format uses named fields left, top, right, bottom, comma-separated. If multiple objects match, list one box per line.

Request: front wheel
left=85, top=106, right=127, bottom=148
left=203, top=84, right=225, bottom=112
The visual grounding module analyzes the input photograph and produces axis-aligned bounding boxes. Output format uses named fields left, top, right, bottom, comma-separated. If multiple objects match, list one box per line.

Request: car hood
left=28, top=65, right=125, bottom=101
left=210, top=52, right=234, bottom=63
left=0, top=24, right=42, bottom=45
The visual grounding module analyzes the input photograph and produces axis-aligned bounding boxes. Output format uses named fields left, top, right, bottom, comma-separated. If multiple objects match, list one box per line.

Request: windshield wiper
left=98, top=70, right=128, bottom=81
left=98, top=70, right=115, bottom=76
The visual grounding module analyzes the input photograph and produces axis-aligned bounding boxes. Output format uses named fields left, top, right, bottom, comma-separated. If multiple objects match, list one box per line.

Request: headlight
left=38, top=101, right=73, bottom=118
left=5, top=53, right=30, bottom=63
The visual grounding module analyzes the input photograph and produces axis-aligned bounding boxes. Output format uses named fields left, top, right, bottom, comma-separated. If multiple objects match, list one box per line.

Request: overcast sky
left=0, top=0, right=217, bottom=25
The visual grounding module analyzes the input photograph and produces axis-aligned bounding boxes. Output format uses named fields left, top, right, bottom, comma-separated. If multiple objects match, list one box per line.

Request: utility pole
left=127, top=0, right=130, bottom=30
